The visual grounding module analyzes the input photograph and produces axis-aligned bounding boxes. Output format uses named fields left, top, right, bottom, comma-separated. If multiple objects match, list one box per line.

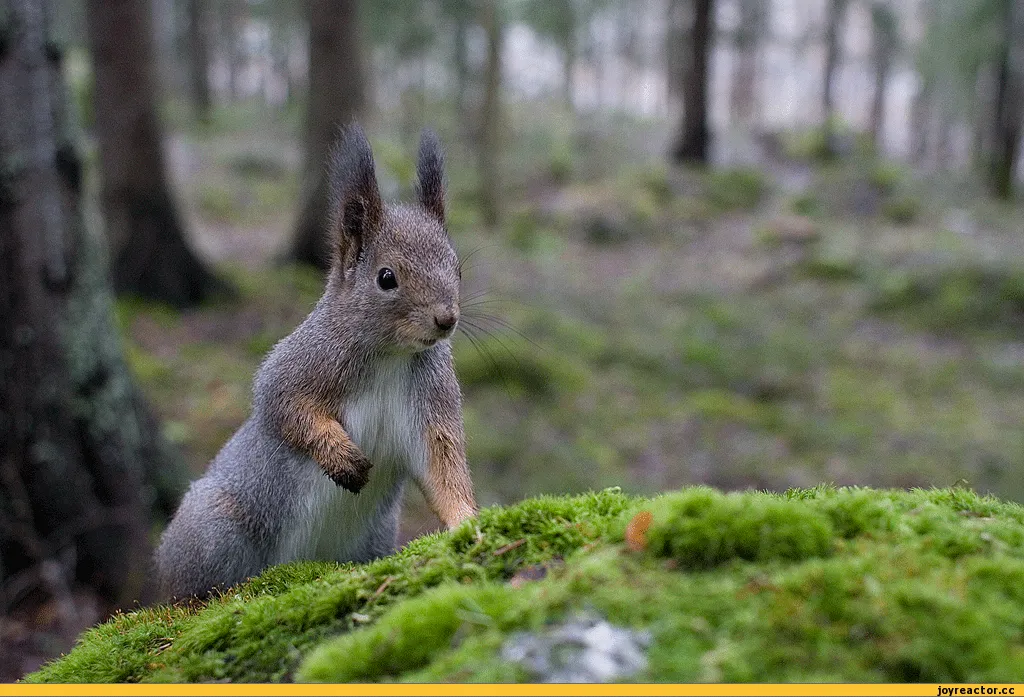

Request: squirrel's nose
left=434, top=309, right=458, bottom=333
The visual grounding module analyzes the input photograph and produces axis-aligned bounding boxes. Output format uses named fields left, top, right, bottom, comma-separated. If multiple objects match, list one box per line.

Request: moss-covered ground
left=25, top=485, right=1024, bottom=683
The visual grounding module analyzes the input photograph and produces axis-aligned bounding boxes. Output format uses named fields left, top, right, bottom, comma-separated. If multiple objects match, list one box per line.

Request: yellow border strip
left=1, top=686, right=1019, bottom=697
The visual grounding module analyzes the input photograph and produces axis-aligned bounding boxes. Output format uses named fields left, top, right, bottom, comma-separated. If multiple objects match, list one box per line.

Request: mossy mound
left=25, top=486, right=1024, bottom=683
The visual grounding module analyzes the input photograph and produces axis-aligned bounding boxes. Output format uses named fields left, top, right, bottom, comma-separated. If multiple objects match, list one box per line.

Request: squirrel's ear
left=416, top=128, right=445, bottom=226
left=328, top=123, right=383, bottom=271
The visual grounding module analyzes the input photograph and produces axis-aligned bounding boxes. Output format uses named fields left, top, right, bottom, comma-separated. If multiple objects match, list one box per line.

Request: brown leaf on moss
left=625, top=510, right=653, bottom=552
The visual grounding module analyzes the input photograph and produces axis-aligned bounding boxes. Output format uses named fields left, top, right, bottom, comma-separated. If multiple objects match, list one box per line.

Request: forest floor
left=7, top=99, right=1024, bottom=681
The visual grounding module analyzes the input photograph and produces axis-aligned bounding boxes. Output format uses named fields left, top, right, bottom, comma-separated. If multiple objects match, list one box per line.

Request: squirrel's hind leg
left=155, top=486, right=266, bottom=601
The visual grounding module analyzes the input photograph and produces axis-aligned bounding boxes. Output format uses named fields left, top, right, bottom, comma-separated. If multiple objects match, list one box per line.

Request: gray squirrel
left=155, top=124, right=477, bottom=599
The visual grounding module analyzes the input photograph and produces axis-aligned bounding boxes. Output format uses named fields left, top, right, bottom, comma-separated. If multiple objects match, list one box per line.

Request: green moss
left=870, top=265, right=1024, bottom=334
left=635, top=488, right=835, bottom=568
left=881, top=194, right=921, bottom=225
left=869, top=161, right=908, bottom=194
left=196, top=182, right=238, bottom=223
left=790, top=193, right=822, bottom=217
left=26, top=486, right=1024, bottom=684
left=706, top=168, right=769, bottom=212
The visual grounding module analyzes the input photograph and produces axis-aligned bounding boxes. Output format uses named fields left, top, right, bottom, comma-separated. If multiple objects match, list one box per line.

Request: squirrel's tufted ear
left=328, top=122, right=383, bottom=273
left=416, top=128, right=445, bottom=226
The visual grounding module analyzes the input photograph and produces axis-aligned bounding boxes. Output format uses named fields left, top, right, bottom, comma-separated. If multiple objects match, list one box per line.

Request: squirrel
left=155, top=124, right=477, bottom=600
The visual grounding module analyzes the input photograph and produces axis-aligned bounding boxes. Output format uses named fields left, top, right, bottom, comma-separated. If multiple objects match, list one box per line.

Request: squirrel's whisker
left=457, top=324, right=518, bottom=399
left=459, top=319, right=526, bottom=374
left=461, top=312, right=545, bottom=353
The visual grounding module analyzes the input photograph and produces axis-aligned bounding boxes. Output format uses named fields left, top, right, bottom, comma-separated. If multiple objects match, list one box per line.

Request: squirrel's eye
left=377, top=267, right=398, bottom=291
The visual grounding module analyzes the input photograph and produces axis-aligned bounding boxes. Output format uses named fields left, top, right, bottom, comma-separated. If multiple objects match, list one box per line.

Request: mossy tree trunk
left=478, top=0, right=503, bottom=227
left=85, top=0, right=223, bottom=308
left=671, top=0, right=714, bottom=164
left=186, top=0, right=213, bottom=125
left=289, top=0, right=366, bottom=271
left=0, top=0, right=187, bottom=612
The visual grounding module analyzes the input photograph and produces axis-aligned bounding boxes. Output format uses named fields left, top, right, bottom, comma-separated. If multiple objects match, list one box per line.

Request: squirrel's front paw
left=322, top=446, right=374, bottom=493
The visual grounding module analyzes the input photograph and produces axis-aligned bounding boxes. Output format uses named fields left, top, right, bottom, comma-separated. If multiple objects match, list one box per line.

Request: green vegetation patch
left=870, top=264, right=1024, bottom=334
left=26, top=486, right=1024, bottom=684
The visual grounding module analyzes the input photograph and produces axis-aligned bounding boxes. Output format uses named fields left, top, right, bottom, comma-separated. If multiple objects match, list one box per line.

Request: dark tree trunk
left=86, top=0, right=224, bottom=308
left=821, top=0, right=847, bottom=158
left=989, top=0, right=1023, bottom=199
left=289, top=0, right=366, bottom=270
left=0, top=0, right=186, bottom=614
left=478, top=0, right=503, bottom=226
left=186, top=0, right=213, bottom=124
left=671, top=0, right=714, bottom=164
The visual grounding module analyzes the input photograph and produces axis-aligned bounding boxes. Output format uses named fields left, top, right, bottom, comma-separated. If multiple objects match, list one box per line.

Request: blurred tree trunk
left=289, top=0, right=366, bottom=270
left=221, top=0, right=246, bottom=100
left=665, top=0, right=690, bottom=106
left=671, top=0, right=713, bottom=164
left=478, top=0, right=503, bottom=226
left=86, top=0, right=224, bottom=308
left=988, top=0, right=1023, bottom=199
left=453, top=10, right=471, bottom=115
left=1, top=0, right=186, bottom=612
left=973, top=64, right=995, bottom=172
left=910, top=81, right=931, bottom=165
left=821, top=0, right=848, bottom=158
left=561, top=15, right=576, bottom=109
left=186, top=0, right=213, bottom=124
left=730, top=0, right=765, bottom=128
left=868, top=2, right=898, bottom=152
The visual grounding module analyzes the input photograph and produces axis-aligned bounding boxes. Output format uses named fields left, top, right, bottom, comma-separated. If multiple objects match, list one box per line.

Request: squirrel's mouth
left=412, top=336, right=440, bottom=350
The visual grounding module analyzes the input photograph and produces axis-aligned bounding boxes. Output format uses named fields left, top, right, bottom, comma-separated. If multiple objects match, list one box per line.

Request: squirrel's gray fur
left=154, top=124, right=477, bottom=600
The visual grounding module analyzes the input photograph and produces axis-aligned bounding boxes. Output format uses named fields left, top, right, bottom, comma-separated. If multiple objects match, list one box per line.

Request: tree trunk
left=869, top=58, right=889, bottom=152
left=821, top=0, right=847, bottom=158
left=910, top=80, right=930, bottom=165
left=186, top=0, right=213, bottom=124
left=478, top=0, right=503, bottom=227
left=0, top=0, right=186, bottom=613
left=453, top=10, right=471, bottom=116
left=86, top=0, right=224, bottom=308
left=562, top=21, right=575, bottom=109
left=222, top=0, right=246, bottom=100
left=989, top=0, right=1023, bottom=199
left=671, top=0, right=713, bottom=164
left=868, top=2, right=897, bottom=154
left=289, top=0, right=366, bottom=270
left=665, top=0, right=690, bottom=106
left=730, top=0, right=764, bottom=127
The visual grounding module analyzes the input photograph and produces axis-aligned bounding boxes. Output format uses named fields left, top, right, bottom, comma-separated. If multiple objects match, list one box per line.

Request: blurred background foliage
left=3, top=0, right=1024, bottom=679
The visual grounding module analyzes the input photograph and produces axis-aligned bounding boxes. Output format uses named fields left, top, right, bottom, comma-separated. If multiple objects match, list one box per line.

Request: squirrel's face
left=359, top=207, right=460, bottom=353
left=328, top=125, right=459, bottom=354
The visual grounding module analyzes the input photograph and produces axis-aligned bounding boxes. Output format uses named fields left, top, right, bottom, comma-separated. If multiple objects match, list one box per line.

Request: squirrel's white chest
left=342, top=355, right=424, bottom=474
left=274, top=356, right=425, bottom=565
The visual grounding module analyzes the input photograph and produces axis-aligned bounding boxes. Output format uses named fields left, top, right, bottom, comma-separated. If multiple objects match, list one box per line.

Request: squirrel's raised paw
left=323, top=450, right=374, bottom=493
